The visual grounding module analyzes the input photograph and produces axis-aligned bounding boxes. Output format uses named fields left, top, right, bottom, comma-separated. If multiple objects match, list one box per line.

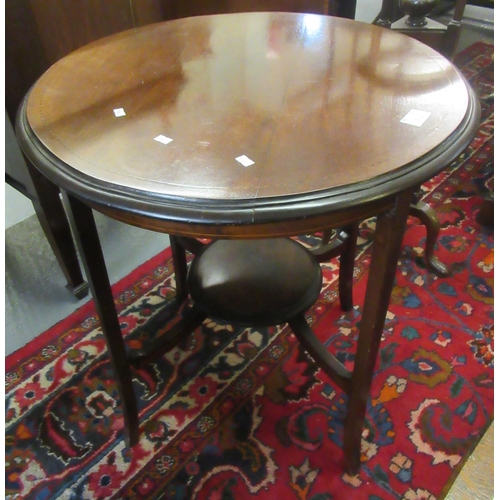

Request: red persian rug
left=6, top=42, right=493, bottom=500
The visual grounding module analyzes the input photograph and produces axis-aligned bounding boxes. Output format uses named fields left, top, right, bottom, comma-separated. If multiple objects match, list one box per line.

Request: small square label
left=400, top=109, right=431, bottom=127
left=113, top=108, right=126, bottom=117
left=235, top=155, right=255, bottom=167
left=154, top=135, right=173, bottom=145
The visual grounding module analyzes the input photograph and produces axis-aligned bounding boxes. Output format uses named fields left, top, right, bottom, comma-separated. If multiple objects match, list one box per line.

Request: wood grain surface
left=26, top=13, right=469, bottom=201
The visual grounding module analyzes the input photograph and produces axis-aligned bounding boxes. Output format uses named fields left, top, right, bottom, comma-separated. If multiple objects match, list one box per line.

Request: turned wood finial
left=399, top=0, right=440, bottom=27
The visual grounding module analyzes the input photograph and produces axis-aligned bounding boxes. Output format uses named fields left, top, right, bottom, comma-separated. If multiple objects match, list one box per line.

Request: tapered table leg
left=26, top=161, right=89, bottom=298
left=339, top=223, right=359, bottom=312
left=62, top=192, right=139, bottom=446
left=170, top=235, right=189, bottom=303
left=343, top=189, right=413, bottom=475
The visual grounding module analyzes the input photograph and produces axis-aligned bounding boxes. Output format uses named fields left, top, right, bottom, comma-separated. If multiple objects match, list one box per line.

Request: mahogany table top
left=19, top=12, right=478, bottom=235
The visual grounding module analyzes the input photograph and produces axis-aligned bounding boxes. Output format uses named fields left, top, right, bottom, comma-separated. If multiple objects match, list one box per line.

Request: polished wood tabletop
left=20, top=12, right=477, bottom=236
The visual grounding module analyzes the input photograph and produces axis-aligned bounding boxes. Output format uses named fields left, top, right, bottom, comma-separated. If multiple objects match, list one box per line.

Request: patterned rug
left=6, top=42, right=493, bottom=500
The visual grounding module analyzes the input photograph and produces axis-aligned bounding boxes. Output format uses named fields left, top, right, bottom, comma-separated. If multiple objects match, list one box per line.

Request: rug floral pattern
left=5, top=42, right=493, bottom=500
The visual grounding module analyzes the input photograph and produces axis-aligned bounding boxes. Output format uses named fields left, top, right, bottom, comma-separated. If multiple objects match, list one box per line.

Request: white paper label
left=154, top=135, right=173, bottom=145
left=113, top=108, right=126, bottom=117
left=235, top=155, right=255, bottom=167
left=400, top=109, right=431, bottom=127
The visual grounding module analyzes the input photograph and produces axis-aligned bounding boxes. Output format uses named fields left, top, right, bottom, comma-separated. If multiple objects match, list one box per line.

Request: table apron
left=87, top=196, right=398, bottom=239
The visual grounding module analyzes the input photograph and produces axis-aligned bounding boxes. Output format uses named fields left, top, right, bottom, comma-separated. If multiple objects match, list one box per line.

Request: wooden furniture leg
left=25, top=161, right=89, bottom=298
left=476, top=195, right=494, bottom=229
left=61, top=194, right=204, bottom=445
left=338, top=223, right=358, bottom=312
left=170, top=235, right=189, bottom=303
left=320, top=201, right=449, bottom=278
left=62, top=191, right=140, bottom=446
left=343, top=189, right=413, bottom=474
left=409, top=200, right=450, bottom=276
left=292, top=194, right=412, bottom=474
left=311, top=223, right=359, bottom=312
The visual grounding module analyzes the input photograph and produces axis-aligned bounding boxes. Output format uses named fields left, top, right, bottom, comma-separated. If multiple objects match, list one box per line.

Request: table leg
left=62, top=192, right=139, bottom=446
left=343, top=189, right=413, bottom=475
left=338, top=223, right=358, bottom=312
left=170, top=235, right=189, bottom=303
left=312, top=223, right=359, bottom=311
left=409, top=200, right=450, bottom=276
left=476, top=195, right=494, bottom=228
left=26, top=161, right=89, bottom=298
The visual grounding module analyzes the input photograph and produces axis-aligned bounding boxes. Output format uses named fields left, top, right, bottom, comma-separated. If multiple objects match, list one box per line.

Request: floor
left=444, top=422, right=494, bottom=500
left=4, top=3, right=493, bottom=499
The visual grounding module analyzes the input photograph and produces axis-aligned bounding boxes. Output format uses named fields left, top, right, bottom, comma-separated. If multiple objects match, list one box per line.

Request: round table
left=16, top=12, right=479, bottom=474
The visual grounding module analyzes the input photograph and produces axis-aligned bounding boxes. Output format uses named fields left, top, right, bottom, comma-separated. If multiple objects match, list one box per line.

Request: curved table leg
left=343, top=189, right=413, bottom=475
left=62, top=191, right=139, bottom=446
left=409, top=201, right=450, bottom=276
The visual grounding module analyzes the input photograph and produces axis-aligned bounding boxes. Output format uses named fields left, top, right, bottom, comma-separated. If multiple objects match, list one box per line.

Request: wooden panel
left=5, top=0, right=50, bottom=122
left=131, top=0, right=169, bottom=26
left=171, top=0, right=327, bottom=18
left=28, top=0, right=134, bottom=65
